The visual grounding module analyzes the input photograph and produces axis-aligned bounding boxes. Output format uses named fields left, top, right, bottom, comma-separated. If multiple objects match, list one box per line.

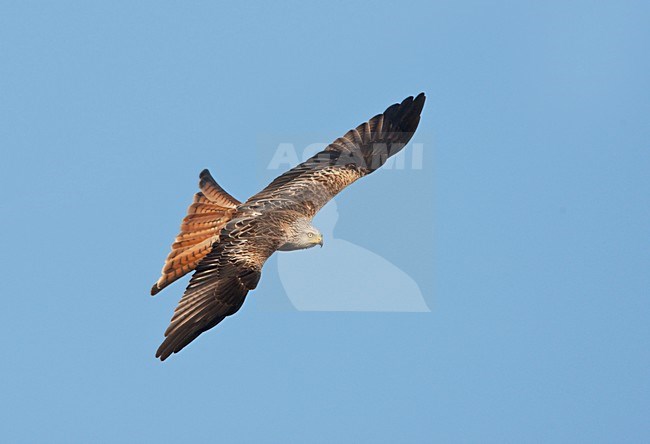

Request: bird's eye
left=308, top=233, right=314, bottom=238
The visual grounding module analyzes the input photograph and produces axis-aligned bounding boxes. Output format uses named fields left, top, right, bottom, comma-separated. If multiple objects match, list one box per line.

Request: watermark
left=255, top=133, right=434, bottom=312
left=266, top=142, right=425, bottom=171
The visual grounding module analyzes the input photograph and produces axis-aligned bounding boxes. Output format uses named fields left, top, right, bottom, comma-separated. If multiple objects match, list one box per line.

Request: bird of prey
left=151, top=93, right=426, bottom=360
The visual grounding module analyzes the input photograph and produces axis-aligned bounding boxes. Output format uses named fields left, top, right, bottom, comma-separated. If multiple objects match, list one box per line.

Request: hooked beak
left=318, top=235, right=324, bottom=248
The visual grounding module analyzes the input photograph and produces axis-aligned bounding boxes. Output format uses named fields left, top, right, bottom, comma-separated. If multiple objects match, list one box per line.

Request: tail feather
left=199, top=169, right=240, bottom=208
left=151, top=170, right=240, bottom=296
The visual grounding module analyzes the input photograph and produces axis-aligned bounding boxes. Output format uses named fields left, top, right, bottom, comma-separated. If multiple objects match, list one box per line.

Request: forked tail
left=150, top=169, right=240, bottom=295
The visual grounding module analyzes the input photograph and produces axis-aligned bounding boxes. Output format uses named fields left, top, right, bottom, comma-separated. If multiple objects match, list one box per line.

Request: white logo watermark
left=276, top=199, right=430, bottom=312
left=256, top=135, right=433, bottom=312
left=266, top=142, right=425, bottom=171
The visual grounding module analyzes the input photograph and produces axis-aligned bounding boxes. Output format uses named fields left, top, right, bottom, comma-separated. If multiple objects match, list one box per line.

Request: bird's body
left=152, top=93, right=426, bottom=360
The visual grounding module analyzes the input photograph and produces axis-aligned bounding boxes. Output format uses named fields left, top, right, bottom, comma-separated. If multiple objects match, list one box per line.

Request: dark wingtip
left=151, top=283, right=161, bottom=296
left=413, top=92, right=426, bottom=110
left=385, top=93, right=426, bottom=134
left=403, top=92, right=426, bottom=113
left=156, top=342, right=171, bottom=361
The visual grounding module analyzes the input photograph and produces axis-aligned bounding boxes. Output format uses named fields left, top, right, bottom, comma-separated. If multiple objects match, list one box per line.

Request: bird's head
left=278, top=220, right=323, bottom=251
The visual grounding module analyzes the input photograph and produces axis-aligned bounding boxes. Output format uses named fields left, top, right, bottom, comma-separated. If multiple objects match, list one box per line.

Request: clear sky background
left=1, top=1, right=649, bottom=442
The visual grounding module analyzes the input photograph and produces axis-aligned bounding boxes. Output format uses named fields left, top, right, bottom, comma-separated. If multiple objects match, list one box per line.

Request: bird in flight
left=151, top=93, right=426, bottom=360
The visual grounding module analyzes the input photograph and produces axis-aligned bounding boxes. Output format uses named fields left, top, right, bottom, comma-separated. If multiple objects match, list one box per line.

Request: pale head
left=278, top=218, right=323, bottom=251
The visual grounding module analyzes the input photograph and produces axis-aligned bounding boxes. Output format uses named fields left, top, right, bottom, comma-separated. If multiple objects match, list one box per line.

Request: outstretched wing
left=243, top=93, right=426, bottom=217
left=155, top=213, right=278, bottom=361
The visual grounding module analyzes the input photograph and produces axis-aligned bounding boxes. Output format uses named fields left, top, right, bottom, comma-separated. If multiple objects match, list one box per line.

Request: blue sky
left=1, top=1, right=649, bottom=442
